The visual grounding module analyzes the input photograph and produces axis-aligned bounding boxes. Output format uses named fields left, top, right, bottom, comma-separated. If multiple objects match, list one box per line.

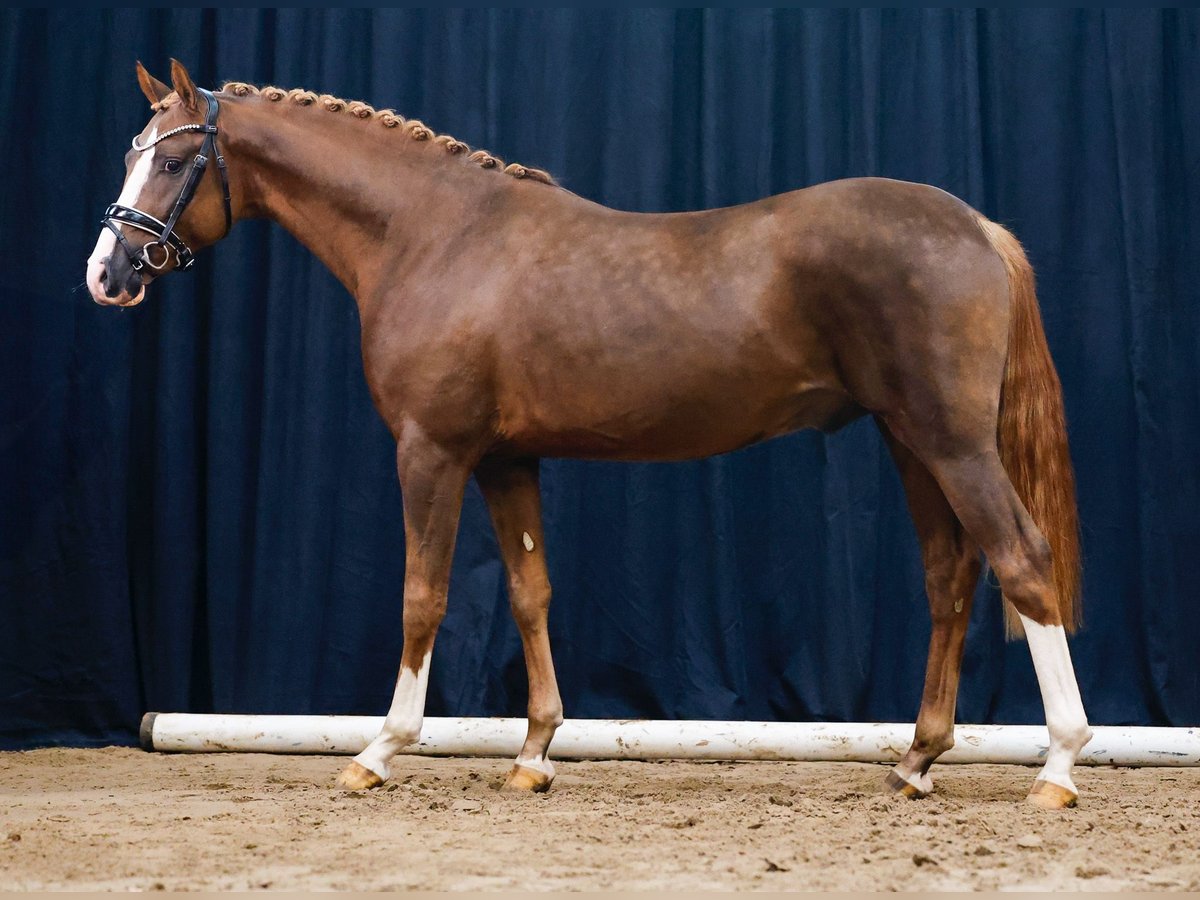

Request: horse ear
left=136, top=61, right=171, bottom=107
left=169, top=58, right=198, bottom=113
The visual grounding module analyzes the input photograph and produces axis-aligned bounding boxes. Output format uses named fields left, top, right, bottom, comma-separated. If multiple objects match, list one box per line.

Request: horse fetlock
left=904, top=722, right=955, bottom=768
left=528, top=701, right=564, bottom=732
left=353, top=718, right=423, bottom=781
left=1054, top=720, right=1092, bottom=753
left=914, top=733, right=955, bottom=760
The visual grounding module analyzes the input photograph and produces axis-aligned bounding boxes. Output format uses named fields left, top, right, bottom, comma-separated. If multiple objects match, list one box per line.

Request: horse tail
left=977, top=217, right=1082, bottom=639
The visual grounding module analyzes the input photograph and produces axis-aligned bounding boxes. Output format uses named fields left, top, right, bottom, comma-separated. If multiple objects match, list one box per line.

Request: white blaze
left=1019, top=615, right=1092, bottom=793
left=86, top=127, right=157, bottom=303
left=352, top=651, right=432, bottom=781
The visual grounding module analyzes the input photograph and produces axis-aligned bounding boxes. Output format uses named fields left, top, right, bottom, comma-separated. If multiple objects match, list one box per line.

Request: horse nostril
left=98, top=267, right=108, bottom=284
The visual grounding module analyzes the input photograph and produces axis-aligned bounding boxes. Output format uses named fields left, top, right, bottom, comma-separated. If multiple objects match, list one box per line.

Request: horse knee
left=402, top=582, right=447, bottom=639
left=509, top=577, right=551, bottom=628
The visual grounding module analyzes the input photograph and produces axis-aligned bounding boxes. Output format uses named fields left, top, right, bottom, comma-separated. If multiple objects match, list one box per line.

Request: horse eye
left=164, top=159, right=182, bottom=174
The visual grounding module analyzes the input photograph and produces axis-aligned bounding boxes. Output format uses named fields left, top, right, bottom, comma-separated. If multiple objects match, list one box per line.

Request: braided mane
left=187, top=82, right=557, bottom=186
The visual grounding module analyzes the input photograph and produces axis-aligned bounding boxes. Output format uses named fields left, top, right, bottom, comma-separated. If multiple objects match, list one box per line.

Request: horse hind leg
left=905, top=439, right=1092, bottom=808
left=880, top=425, right=981, bottom=799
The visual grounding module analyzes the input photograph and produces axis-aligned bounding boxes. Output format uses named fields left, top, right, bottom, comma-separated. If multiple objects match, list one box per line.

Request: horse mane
left=185, top=82, right=557, bottom=186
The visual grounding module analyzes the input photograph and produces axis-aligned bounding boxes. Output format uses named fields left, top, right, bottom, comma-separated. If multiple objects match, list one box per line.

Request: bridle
left=101, top=86, right=232, bottom=273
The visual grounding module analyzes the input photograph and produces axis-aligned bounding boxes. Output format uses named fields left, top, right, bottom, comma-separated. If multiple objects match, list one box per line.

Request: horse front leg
left=475, top=456, right=563, bottom=792
left=336, top=426, right=472, bottom=790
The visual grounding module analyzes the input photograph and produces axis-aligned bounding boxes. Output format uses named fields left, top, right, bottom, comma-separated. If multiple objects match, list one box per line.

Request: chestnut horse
left=87, top=61, right=1092, bottom=809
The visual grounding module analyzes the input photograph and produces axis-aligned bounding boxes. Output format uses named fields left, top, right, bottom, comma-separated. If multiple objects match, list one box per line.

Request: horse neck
left=221, top=97, right=489, bottom=304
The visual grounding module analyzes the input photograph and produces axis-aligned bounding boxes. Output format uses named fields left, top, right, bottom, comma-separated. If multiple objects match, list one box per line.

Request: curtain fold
left=1, top=9, right=1197, bottom=748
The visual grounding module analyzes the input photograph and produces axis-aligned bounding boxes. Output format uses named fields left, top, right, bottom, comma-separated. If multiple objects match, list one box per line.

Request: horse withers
left=87, top=60, right=1091, bottom=809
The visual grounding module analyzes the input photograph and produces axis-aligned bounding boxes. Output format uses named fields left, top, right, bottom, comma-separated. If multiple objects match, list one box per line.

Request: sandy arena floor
left=0, top=747, right=1197, bottom=891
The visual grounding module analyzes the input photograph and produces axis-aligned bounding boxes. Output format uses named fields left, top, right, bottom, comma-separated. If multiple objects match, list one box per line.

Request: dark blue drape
left=2, top=10, right=1197, bottom=749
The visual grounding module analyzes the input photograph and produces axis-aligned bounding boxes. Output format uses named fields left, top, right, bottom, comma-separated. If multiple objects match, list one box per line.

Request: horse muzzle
left=86, top=250, right=147, bottom=307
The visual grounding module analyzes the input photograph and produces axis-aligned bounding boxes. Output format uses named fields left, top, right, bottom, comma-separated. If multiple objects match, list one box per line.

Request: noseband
left=102, top=87, right=232, bottom=273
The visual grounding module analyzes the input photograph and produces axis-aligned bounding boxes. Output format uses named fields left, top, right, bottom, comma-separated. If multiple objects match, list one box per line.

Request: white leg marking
left=514, top=752, right=556, bottom=779
left=890, top=766, right=933, bottom=795
left=352, top=651, right=432, bottom=781
left=87, top=128, right=157, bottom=304
left=1020, top=616, right=1092, bottom=794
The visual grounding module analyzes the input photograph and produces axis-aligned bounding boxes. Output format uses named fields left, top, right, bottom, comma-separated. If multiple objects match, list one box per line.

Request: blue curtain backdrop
left=1, top=9, right=1197, bottom=749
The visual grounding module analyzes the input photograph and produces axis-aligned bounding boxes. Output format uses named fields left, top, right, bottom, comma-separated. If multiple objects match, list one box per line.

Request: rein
left=102, top=86, right=232, bottom=273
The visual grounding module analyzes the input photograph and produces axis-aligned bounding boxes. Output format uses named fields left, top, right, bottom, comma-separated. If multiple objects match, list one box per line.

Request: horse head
left=87, top=59, right=232, bottom=307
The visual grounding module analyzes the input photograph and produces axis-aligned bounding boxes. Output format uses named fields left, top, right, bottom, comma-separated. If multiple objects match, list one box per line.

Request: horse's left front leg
left=336, top=427, right=471, bottom=790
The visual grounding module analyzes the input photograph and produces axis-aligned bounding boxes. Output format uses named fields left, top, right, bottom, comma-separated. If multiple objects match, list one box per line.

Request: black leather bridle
left=102, top=86, right=232, bottom=273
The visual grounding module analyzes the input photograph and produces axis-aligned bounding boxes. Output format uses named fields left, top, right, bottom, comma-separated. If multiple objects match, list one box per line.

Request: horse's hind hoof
left=336, top=760, right=384, bottom=791
left=1026, top=778, right=1078, bottom=810
left=885, top=767, right=931, bottom=800
left=503, top=763, right=553, bottom=793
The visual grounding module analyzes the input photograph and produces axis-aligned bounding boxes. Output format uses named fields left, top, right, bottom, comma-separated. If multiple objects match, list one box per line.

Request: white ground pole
left=140, top=714, right=1200, bottom=767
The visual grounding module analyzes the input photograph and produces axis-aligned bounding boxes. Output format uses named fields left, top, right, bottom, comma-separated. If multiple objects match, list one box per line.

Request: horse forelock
left=150, top=92, right=181, bottom=113
left=218, top=81, right=556, bottom=185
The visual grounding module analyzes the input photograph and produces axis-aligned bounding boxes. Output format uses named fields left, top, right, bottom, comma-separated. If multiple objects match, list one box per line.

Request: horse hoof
left=1026, top=778, right=1078, bottom=810
left=885, top=768, right=931, bottom=800
left=336, top=760, right=384, bottom=791
left=503, top=764, right=553, bottom=793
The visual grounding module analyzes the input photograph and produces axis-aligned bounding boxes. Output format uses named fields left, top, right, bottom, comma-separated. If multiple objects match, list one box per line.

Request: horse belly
left=496, top=377, right=860, bottom=462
